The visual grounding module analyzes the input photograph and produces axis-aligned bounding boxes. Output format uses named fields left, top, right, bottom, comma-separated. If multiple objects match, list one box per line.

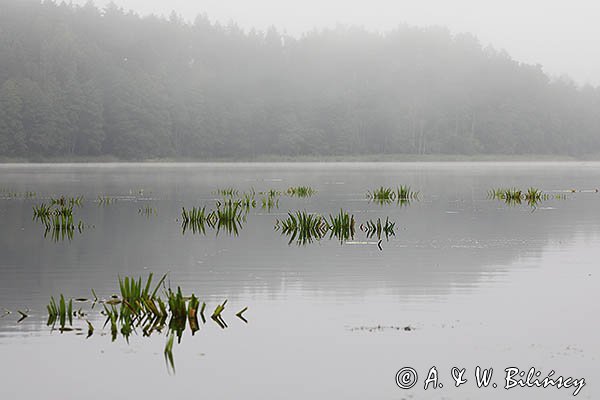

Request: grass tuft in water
left=488, top=187, right=563, bottom=207
left=138, top=204, right=156, bottom=217
left=181, top=206, right=208, bottom=234
left=216, top=187, right=239, bottom=197
left=50, top=195, right=83, bottom=207
left=46, top=294, right=73, bottom=330
left=275, top=210, right=327, bottom=245
left=362, top=217, right=396, bottom=240
left=325, top=209, right=355, bottom=242
left=367, top=186, right=418, bottom=205
left=287, top=186, right=316, bottom=198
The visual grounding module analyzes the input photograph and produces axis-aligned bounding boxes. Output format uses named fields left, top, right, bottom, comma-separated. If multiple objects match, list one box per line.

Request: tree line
left=0, top=0, right=599, bottom=159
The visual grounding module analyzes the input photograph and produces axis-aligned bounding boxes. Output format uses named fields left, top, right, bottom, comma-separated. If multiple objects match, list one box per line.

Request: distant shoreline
left=0, top=154, right=595, bottom=164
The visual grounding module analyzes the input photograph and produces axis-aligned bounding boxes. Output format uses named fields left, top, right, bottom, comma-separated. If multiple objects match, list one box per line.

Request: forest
left=0, top=0, right=599, bottom=159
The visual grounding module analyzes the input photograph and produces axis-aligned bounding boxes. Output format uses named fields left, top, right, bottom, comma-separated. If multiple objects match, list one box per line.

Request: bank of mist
left=1, top=0, right=599, bottom=160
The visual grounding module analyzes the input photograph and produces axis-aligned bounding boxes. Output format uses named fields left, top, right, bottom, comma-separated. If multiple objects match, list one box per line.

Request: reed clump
left=46, top=294, right=73, bottom=330
left=362, top=217, right=396, bottom=240
left=50, top=195, right=83, bottom=207
left=275, top=210, right=327, bottom=245
left=138, top=204, right=156, bottom=217
left=276, top=209, right=358, bottom=245
left=216, top=187, right=239, bottom=197
left=367, top=186, right=418, bottom=205
left=287, top=186, right=316, bottom=198
left=46, top=273, right=248, bottom=373
left=488, top=187, right=561, bottom=207
left=325, top=209, right=355, bottom=242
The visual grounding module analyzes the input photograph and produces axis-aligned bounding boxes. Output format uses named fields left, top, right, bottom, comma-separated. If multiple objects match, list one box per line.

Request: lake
left=0, top=162, right=598, bottom=399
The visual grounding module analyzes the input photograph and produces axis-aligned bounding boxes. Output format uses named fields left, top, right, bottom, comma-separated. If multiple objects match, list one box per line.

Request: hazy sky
left=78, top=0, right=600, bottom=86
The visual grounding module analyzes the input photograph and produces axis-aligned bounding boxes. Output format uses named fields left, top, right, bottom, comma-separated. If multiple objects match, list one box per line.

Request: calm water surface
left=0, top=162, right=598, bottom=399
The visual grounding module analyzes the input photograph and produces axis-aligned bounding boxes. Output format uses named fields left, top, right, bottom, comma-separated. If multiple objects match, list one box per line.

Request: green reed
left=46, top=294, right=73, bottom=329
left=51, top=195, right=82, bottom=207
left=181, top=206, right=208, bottom=234
left=97, top=196, right=115, bottom=205
left=287, top=186, right=316, bottom=198
left=138, top=204, right=156, bottom=217
left=216, top=187, right=239, bottom=197
left=47, top=274, right=249, bottom=372
left=325, top=209, right=355, bottom=242
left=362, top=217, right=396, bottom=240
left=275, top=210, right=327, bottom=245
left=367, top=186, right=418, bottom=205
left=260, top=195, right=279, bottom=211
left=397, top=185, right=419, bottom=200
left=488, top=187, right=561, bottom=207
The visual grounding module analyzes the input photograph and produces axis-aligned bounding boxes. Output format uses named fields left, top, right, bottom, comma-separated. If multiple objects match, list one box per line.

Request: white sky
left=78, top=0, right=600, bottom=86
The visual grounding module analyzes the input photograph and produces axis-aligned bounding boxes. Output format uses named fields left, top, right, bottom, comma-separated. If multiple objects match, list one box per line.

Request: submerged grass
left=325, top=209, right=355, bottom=242
left=367, top=186, right=419, bottom=205
left=50, top=195, right=82, bottom=207
left=276, top=209, right=357, bottom=245
left=33, top=200, right=86, bottom=241
left=488, top=187, right=566, bottom=207
left=138, top=204, right=156, bottom=217
left=362, top=217, right=396, bottom=240
left=287, top=186, right=316, bottom=198
left=275, top=210, right=327, bottom=245
left=45, top=273, right=247, bottom=373
left=216, top=187, right=239, bottom=197
left=182, top=200, right=245, bottom=236
left=46, top=294, right=73, bottom=330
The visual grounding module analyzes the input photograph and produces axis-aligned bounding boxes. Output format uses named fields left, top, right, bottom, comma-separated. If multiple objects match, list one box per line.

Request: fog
left=0, top=0, right=599, bottom=160
left=75, top=0, right=600, bottom=86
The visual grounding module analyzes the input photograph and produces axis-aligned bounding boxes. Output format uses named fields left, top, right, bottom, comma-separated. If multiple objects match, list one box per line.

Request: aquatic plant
left=325, top=209, right=355, bottom=242
left=396, top=185, right=419, bottom=200
left=45, top=274, right=248, bottom=373
left=51, top=195, right=82, bottom=207
left=367, top=186, right=418, bottom=205
left=138, top=204, right=156, bottom=217
left=32, top=203, right=53, bottom=219
left=97, top=196, right=115, bottom=205
left=275, top=210, right=327, bottom=245
left=240, top=192, right=256, bottom=209
left=488, top=187, right=564, bottom=208
left=260, top=195, right=279, bottom=211
left=362, top=217, right=396, bottom=240
left=262, top=189, right=281, bottom=198
left=213, top=199, right=244, bottom=235
left=525, top=187, right=543, bottom=201
left=181, top=206, right=208, bottom=234
left=216, top=187, right=239, bottom=197
left=287, top=186, right=316, bottom=198
left=236, top=307, right=249, bottom=323
left=368, top=186, right=395, bottom=202
left=164, top=332, right=176, bottom=374
left=46, top=294, right=73, bottom=329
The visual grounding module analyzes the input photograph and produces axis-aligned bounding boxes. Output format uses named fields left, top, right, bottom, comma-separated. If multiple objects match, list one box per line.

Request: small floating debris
left=236, top=307, right=248, bottom=323
left=138, top=204, right=156, bottom=217
left=17, top=310, right=29, bottom=323
left=348, top=325, right=415, bottom=333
